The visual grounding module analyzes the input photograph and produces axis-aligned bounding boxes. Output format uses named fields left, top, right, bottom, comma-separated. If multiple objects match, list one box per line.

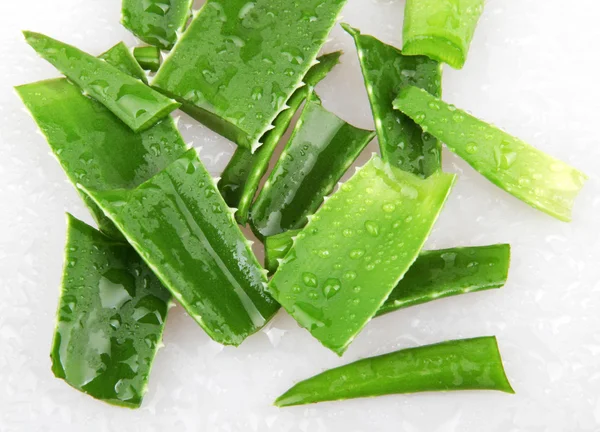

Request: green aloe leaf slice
left=23, top=31, right=180, bottom=132
left=133, top=46, right=162, bottom=72
left=81, top=149, right=279, bottom=346
left=269, top=155, right=456, bottom=355
left=342, top=24, right=442, bottom=177
left=393, top=86, right=587, bottom=222
left=52, top=214, right=171, bottom=408
left=275, top=336, right=514, bottom=407
left=152, top=0, right=347, bottom=151
left=99, top=42, right=148, bottom=83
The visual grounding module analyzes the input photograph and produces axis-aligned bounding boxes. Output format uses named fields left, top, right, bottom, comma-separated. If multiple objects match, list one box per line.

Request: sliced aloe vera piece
left=99, top=42, right=148, bottom=83
left=82, top=149, right=279, bottom=346
left=342, top=25, right=442, bottom=177
left=52, top=214, right=171, bottom=408
left=23, top=31, right=180, bottom=132
left=218, top=51, right=343, bottom=223
left=394, top=86, right=587, bottom=222
left=152, top=0, right=347, bottom=151
left=275, top=336, right=514, bottom=406
left=269, top=156, right=456, bottom=355
left=133, top=46, right=162, bottom=72
left=122, top=0, right=193, bottom=50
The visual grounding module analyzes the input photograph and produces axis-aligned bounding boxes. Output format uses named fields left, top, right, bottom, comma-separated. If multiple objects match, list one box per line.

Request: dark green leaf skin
left=152, top=0, right=347, bottom=151
left=99, top=42, right=148, bottom=83
left=122, top=0, right=193, bottom=50
left=133, top=46, right=162, bottom=72
left=393, top=86, right=588, bottom=222
left=82, top=149, right=279, bottom=346
left=218, top=51, right=343, bottom=224
left=342, top=24, right=442, bottom=177
left=402, top=0, right=485, bottom=70
left=275, top=336, right=514, bottom=407
left=250, top=95, right=376, bottom=239
left=53, top=214, right=171, bottom=408
left=23, top=31, right=180, bottom=132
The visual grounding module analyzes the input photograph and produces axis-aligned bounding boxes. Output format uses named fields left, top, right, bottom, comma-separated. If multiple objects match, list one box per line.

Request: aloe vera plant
left=218, top=51, right=343, bottom=222
left=251, top=94, right=375, bottom=239
left=82, top=149, right=279, bottom=346
left=52, top=214, right=171, bottom=408
left=133, top=46, right=161, bottom=72
left=275, top=336, right=514, bottom=406
left=394, top=86, right=588, bottom=222
left=152, top=0, right=347, bottom=151
left=23, top=31, right=180, bottom=132
left=342, top=24, right=442, bottom=177
left=99, top=42, right=148, bottom=83
left=269, top=156, right=456, bottom=355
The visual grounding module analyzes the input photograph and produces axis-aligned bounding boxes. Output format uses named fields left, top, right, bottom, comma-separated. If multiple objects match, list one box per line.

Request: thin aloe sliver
left=99, top=42, right=148, bottom=83
left=133, top=46, right=162, bottom=72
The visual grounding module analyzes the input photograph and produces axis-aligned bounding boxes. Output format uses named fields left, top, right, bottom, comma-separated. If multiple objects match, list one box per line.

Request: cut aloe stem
left=402, top=0, right=485, bottom=70
left=23, top=31, right=180, bottom=132
left=218, top=51, right=343, bottom=223
left=122, top=0, right=193, bottom=50
left=82, top=149, right=279, bottom=346
left=342, top=25, right=442, bottom=177
left=99, top=42, right=148, bottom=83
left=52, top=214, right=171, bottom=408
left=394, top=86, right=588, bottom=222
left=264, top=230, right=299, bottom=274
left=152, top=0, right=347, bottom=151
left=133, top=46, right=162, bottom=72
left=269, top=155, right=456, bottom=355
left=275, top=336, right=514, bottom=407
left=251, top=94, right=375, bottom=239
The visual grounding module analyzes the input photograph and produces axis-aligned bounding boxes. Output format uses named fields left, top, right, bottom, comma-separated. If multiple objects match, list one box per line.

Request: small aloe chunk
left=82, top=149, right=279, bottom=346
left=342, top=24, right=442, bottom=177
left=402, top=0, right=485, bottom=69
left=99, top=42, right=147, bottom=83
left=275, top=336, right=514, bottom=407
left=52, top=214, right=171, bottom=408
left=152, top=0, right=347, bottom=151
left=251, top=94, right=375, bottom=239
left=23, top=31, right=180, bottom=132
left=394, top=86, right=587, bottom=222
left=218, top=51, right=343, bottom=223
left=122, top=0, right=193, bottom=50
left=269, top=156, right=456, bottom=355
left=133, top=46, right=162, bottom=72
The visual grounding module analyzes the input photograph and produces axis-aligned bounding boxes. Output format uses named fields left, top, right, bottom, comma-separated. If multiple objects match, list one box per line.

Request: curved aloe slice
left=100, top=42, right=147, bottom=83
left=251, top=95, right=375, bottom=239
left=122, top=0, right=193, bottom=50
left=82, top=149, right=279, bottom=346
left=275, top=336, right=514, bottom=407
left=218, top=51, right=343, bottom=223
left=53, top=214, right=171, bottom=408
left=133, top=46, right=161, bottom=72
left=269, top=156, right=456, bottom=355
left=402, top=0, right=484, bottom=70
left=394, top=86, right=588, bottom=222
left=152, top=0, right=347, bottom=151
left=23, top=31, right=180, bottom=132
left=342, top=25, right=441, bottom=176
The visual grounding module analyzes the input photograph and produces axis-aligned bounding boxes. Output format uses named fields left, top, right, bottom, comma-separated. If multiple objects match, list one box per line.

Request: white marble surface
left=1, top=0, right=599, bottom=430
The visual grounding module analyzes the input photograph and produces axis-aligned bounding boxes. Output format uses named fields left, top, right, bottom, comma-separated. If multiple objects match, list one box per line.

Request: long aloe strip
left=275, top=336, right=514, bottom=406
left=82, top=149, right=279, bottom=346
left=218, top=51, right=343, bottom=222
left=251, top=95, right=375, bottom=239
left=342, top=25, right=442, bottom=177
left=152, top=0, right=347, bottom=151
left=122, top=0, right=193, bottom=50
left=269, top=156, right=456, bottom=355
left=394, top=86, right=587, bottom=222
left=402, top=0, right=484, bottom=70
left=53, top=214, right=171, bottom=408
left=23, top=32, right=180, bottom=132
left=99, top=42, right=148, bottom=83
left=133, top=46, right=162, bottom=72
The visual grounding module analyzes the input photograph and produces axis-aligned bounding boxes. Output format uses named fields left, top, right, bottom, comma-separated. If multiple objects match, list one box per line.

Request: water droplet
left=352, top=286, right=361, bottom=293
left=292, top=284, right=302, bottom=293
left=350, top=249, right=365, bottom=259
left=251, top=86, right=263, bottom=100
left=302, top=272, right=318, bottom=287
left=382, top=203, right=396, bottom=213
left=414, top=112, right=426, bottom=122
left=428, top=101, right=441, bottom=110
left=342, top=228, right=354, bottom=237
left=465, top=142, right=478, bottom=154
left=238, top=2, right=255, bottom=19
left=323, top=278, right=341, bottom=299
left=343, top=271, right=357, bottom=280
left=452, top=112, right=465, bottom=123
left=364, top=220, right=380, bottom=237
left=318, top=249, right=330, bottom=258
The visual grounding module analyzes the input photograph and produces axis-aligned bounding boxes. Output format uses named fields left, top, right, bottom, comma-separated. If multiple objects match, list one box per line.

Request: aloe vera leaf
left=393, top=86, right=588, bottom=222
left=402, top=0, right=484, bottom=70
left=81, top=149, right=279, bottom=346
left=99, top=42, right=148, bottom=83
left=218, top=51, right=343, bottom=223
left=133, top=46, right=162, bottom=72
left=23, top=31, right=180, bottom=132
left=342, top=25, right=442, bottom=177
left=52, top=214, right=171, bottom=408
left=275, top=336, right=514, bottom=406
left=269, top=156, right=456, bottom=355
left=152, top=0, right=347, bottom=151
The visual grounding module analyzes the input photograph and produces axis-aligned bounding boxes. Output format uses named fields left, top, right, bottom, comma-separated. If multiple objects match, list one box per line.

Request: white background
left=1, top=0, right=600, bottom=431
